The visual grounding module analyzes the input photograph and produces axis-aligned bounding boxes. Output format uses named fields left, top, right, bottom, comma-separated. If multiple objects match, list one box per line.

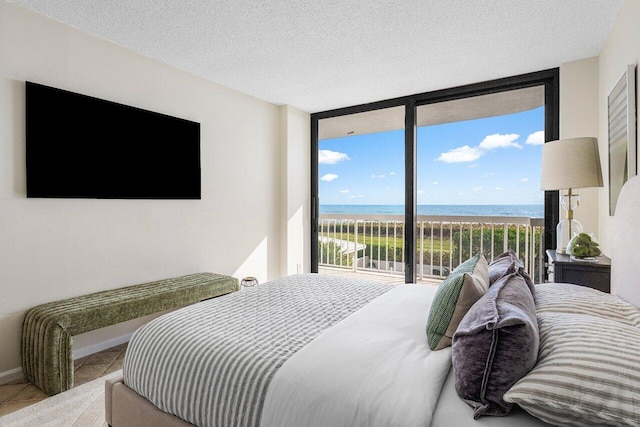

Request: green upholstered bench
left=22, top=272, right=238, bottom=395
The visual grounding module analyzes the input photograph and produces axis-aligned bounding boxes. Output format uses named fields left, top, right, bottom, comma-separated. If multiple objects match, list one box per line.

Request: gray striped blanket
left=123, top=274, right=393, bottom=427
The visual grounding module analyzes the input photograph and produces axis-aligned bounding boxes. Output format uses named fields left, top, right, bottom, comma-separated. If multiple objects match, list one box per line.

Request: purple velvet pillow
left=452, top=271, right=539, bottom=418
left=487, top=250, right=519, bottom=284
left=488, top=250, right=535, bottom=296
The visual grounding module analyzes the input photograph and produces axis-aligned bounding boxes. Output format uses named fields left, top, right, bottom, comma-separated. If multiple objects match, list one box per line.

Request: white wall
left=0, top=1, right=303, bottom=376
left=280, top=106, right=311, bottom=276
left=559, top=57, right=601, bottom=240
left=597, top=0, right=640, bottom=254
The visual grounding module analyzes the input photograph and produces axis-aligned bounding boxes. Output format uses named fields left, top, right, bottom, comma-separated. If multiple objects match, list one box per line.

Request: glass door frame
left=311, top=69, right=559, bottom=283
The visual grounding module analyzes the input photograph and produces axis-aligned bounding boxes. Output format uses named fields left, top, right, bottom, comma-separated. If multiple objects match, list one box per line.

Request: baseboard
left=0, top=367, right=24, bottom=385
left=73, top=332, right=133, bottom=360
left=0, top=332, right=132, bottom=385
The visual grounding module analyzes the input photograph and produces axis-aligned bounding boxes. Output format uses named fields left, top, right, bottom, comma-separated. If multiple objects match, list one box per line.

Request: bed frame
left=105, top=176, right=640, bottom=427
left=106, top=374, right=192, bottom=426
left=611, top=175, right=640, bottom=308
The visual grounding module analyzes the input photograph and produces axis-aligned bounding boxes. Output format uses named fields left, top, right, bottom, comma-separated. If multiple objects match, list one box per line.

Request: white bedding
left=261, top=284, right=452, bottom=427
left=431, top=368, right=550, bottom=426
left=123, top=274, right=392, bottom=427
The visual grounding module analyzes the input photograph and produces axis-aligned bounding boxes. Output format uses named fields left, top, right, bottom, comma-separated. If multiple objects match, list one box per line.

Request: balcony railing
left=318, top=214, right=545, bottom=283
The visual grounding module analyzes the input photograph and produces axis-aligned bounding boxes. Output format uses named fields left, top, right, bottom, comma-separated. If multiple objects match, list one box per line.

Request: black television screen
left=26, top=82, right=201, bottom=199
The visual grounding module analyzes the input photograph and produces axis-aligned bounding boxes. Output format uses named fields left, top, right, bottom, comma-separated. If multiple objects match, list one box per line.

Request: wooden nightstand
left=546, top=249, right=611, bottom=293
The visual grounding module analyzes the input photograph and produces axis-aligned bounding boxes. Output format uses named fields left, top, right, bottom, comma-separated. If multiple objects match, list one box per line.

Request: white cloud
left=526, top=131, right=545, bottom=145
left=520, top=177, right=529, bottom=182
left=436, top=146, right=483, bottom=163
left=378, top=174, right=385, bottom=179
left=389, top=171, right=397, bottom=176
left=339, top=189, right=349, bottom=193
left=479, top=133, right=521, bottom=150
left=349, top=194, right=365, bottom=199
left=417, top=190, right=425, bottom=195
left=474, top=186, right=484, bottom=192
left=495, top=186, right=503, bottom=191
left=318, top=150, right=350, bottom=164
left=432, top=181, right=439, bottom=185
left=467, top=163, right=479, bottom=169
left=321, top=173, right=339, bottom=182
left=481, top=172, right=494, bottom=178
left=371, top=174, right=376, bottom=178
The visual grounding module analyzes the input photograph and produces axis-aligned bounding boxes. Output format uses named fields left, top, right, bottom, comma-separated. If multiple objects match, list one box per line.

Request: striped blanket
left=123, top=274, right=393, bottom=427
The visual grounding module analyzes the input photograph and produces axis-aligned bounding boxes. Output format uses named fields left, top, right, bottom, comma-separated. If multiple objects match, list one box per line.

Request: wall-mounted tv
left=26, top=82, right=201, bottom=199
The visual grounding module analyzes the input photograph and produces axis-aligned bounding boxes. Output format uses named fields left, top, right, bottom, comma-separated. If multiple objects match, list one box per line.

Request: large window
left=416, top=87, right=546, bottom=282
left=317, top=107, right=405, bottom=277
left=311, top=70, right=559, bottom=283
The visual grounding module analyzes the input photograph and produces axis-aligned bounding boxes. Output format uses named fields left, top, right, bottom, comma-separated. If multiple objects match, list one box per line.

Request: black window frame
left=311, top=69, right=559, bottom=282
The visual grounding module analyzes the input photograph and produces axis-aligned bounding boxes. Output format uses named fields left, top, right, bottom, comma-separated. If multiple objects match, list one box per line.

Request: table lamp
left=541, top=137, right=604, bottom=253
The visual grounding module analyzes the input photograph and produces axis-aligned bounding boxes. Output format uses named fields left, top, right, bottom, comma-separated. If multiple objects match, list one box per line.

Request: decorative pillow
left=488, top=250, right=535, bottom=296
left=426, top=253, right=489, bottom=350
left=487, top=249, right=520, bottom=284
left=535, top=283, right=640, bottom=327
left=504, top=312, right=640, bottom=426
left=452, top=271, right=538, bottom=418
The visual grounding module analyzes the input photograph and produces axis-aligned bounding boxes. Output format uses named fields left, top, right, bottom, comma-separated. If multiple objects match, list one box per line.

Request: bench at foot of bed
left=22, top=272, right=238, bottom=396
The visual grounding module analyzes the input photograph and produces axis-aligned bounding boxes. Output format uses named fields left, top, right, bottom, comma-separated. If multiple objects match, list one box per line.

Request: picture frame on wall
left=608, top=64, right=637, bottom=215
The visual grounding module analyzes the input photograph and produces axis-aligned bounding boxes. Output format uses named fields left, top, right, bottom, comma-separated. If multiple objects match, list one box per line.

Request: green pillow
left=426, top=253, right=489, bottom=350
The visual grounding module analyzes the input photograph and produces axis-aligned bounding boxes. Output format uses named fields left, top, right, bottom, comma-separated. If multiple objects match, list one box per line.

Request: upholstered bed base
left=106, top=374, right=194, bottom=427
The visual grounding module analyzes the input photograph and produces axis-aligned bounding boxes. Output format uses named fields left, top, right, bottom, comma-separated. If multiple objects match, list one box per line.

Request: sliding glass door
left=314, top=106, right=405, bottom=281
left=416, top=86, right=547, bottom=282
left=311, top=69, right=559, bottom=283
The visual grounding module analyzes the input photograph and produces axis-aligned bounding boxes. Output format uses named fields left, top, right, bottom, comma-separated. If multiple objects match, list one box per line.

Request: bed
left=106, top=175, right=640, bottom=427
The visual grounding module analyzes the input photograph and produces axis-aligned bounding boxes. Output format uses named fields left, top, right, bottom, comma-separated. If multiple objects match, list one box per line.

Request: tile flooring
left=318, top=266, right=442, bottom=285
left=0, top=343, right=127, bottom=417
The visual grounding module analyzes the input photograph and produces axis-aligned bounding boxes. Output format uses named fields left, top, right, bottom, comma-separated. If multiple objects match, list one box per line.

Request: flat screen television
left=26, top=82, right=201, bottom=199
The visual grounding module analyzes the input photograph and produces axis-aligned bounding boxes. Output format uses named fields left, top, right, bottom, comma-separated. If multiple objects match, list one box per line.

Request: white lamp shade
left=540, top=137, right=604, bottom=190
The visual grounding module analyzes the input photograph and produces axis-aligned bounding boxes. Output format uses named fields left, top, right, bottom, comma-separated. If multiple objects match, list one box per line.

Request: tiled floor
left=318, top=266, right=442, bottom=285
left=0, top=343, right=127, bottom=417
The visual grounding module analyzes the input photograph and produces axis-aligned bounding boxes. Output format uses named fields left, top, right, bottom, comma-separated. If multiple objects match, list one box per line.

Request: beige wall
left=559, top=57, right=601, bottom=239
left=0, top=1, right=309, bottom=377
left=597, top=0, right=640, bottom=255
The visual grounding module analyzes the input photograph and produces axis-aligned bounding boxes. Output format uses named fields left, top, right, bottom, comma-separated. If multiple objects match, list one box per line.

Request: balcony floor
left=318, top=267, right=442, bottom=286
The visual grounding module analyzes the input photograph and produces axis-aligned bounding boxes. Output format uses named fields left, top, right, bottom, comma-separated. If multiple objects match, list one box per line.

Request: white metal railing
left=318, top=214, right=545, bottom=283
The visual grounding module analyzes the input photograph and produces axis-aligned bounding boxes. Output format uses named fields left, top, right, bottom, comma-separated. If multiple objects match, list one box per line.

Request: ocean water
left=320, top=204, right=544, bottom=218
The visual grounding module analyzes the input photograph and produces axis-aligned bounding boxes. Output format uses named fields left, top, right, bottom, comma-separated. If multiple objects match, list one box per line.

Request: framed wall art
left=608, top=64, right=637, bottom=215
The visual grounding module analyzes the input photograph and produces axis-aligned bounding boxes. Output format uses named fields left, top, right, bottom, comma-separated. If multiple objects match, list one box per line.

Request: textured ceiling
left=9, top=0, right=622, bottom=113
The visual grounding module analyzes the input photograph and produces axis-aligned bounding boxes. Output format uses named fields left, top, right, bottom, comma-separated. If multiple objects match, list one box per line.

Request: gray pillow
left=504, top=313, right=640, bottom=426
left=535, top=283, right=640, bottom=327
left=452, top=270, right=539, bottom=418
left=488, top=250, right=535, bottom=296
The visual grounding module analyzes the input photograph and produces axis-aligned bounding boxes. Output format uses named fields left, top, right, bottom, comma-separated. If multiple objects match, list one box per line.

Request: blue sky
left=319, top=106, right=545, bottom=205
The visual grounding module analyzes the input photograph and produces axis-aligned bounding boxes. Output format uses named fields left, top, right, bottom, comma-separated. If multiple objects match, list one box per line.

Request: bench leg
left=22, top=311, right=73, bottom=395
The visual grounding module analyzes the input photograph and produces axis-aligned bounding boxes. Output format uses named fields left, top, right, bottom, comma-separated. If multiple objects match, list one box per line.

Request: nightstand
left=546, top=249, right=611, bottom=293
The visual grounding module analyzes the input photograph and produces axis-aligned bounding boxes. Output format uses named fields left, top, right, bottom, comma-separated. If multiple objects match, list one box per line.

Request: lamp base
left=556, top=218, right=583, bottom=254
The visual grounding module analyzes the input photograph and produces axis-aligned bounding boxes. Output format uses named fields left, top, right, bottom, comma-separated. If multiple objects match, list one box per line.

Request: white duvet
left=261, top=284, right=452, bottom=427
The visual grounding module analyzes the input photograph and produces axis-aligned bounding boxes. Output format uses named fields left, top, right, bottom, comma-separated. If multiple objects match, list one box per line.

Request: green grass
left=323, top=232, right=453, bottom=252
